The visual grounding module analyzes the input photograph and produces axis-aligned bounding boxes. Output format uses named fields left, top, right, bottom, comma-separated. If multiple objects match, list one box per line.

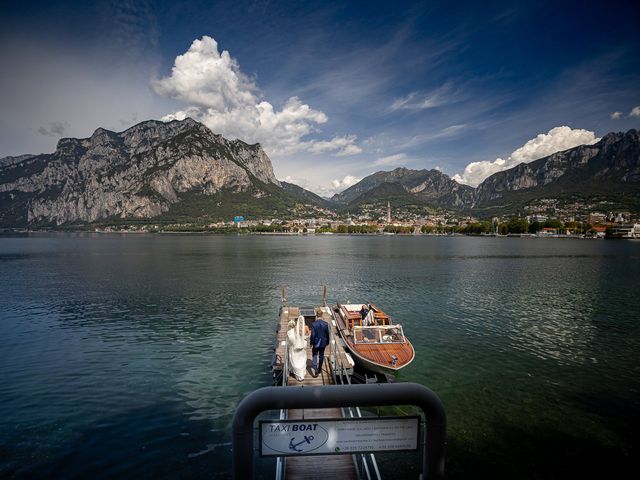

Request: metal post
left=231, top=383, right=446, bottom=479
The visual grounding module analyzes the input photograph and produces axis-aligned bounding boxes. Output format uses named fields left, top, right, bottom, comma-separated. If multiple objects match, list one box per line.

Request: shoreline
left=0, top=229, right=617, bottom=239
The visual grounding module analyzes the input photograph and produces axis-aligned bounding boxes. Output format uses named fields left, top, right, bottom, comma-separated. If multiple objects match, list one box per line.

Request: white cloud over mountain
left=612, top=106, right=640, bottom=119
left=374, top=153, right=407, bottom=166
left=152, top=36, right=360, bottom=157
left=281, top=174, right=361, bottom=198
left=332, top=175, right=361, bottom=191
left=453, top=126, right=600, bottom=187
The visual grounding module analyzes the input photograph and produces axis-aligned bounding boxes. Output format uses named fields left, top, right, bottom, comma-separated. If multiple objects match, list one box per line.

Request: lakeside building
left=529, top=214, right=548, bottom=223
left=614, top=212, right=632, bottom=223
left=610, top=224, right=640, bottom=238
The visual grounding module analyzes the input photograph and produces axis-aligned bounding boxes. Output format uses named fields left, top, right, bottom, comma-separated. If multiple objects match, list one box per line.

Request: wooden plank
left=273, top=306, right=352, bottom=377
left=286, top=453, right=356, bottom=480
left=286, top=310, right=353, bottom=478
left=286, top=381, right=356, bottom=480
left=286, top=406, right=356, bottom=480
left=286, top=358, right=332, bottom=386
left=354, top=343, right=414, bottom=366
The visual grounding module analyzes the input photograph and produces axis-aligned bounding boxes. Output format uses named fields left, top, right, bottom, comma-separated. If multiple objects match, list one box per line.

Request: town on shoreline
left=5, top=206, right=640, bottom=239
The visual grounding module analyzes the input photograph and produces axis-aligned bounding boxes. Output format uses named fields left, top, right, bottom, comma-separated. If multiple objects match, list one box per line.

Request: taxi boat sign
left=259, top=416, right=420, bottom=457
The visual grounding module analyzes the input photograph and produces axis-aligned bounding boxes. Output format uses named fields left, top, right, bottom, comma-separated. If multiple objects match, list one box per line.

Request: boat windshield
left=353, top=325, right=405, bottom=344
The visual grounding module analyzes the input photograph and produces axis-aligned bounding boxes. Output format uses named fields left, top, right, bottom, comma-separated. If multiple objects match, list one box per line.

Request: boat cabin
left=353, top=325, right=406, bottom=345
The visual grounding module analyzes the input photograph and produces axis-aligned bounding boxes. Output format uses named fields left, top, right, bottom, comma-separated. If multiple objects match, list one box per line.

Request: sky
left=1, top=0, right=639, bottom=196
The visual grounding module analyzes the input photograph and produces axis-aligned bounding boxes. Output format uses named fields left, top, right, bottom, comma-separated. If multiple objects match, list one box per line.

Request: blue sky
left=1, top=0, right=639, bottom=194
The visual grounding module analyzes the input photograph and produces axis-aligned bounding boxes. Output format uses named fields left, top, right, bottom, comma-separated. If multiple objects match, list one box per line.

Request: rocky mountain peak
left=0, top=117, right=282, bottom=226
left=473, top=128, right=640, bottom=207
left=332, top=166, right=474, bottom=207
left=0, top=154, right=36, bottom=167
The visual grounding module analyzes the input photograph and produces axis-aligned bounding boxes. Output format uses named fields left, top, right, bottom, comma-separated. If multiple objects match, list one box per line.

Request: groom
left=310, top=314, right=330, bottom=377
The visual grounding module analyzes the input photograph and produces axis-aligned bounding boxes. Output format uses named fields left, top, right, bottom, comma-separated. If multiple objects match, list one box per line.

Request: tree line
left=419, top=219, right=592, bottom=235
left=151, top=218, right=595, bottom=235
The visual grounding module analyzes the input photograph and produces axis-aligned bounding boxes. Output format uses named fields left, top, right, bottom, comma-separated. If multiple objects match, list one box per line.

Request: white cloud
left=630, top=106, right=640, bottom=118
left=282, top=173, right=361, bottom=197
left=36, top=121, right=68, bottom=137
left=361, top=124, right=467, bottom=156
left=332, top=175, right=361, bottom=191
left=610, top=111, right=623, bottom=120
left=337, top=144, right=364, bottom=157
left=307, top=135, right=362, bottom=156
left=281, top=173, right=363, bottom=198
left=374, top=153, right=407, bottom=166
left=152, top=36, right=360, bottom=157
left=453, top=126, right=600, bottom=187
left=281, top=175, right=333, bottom=198
left=390, top=83, right=455, bottom=111
left=509, top=127, right=598, bottom=163
left=152, top=36, right=257, bottom=111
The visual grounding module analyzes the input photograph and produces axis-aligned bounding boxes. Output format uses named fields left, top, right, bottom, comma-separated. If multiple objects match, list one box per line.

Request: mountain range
left=0, top=119, right=295, bottom=226
left=0, top=118, right=638, bottom=227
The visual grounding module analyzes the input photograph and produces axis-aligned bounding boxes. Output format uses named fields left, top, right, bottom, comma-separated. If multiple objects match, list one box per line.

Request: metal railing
left=328, top=307, right=353, bottom=384
left=232, top=383, right=446, bottom=480
left=327, top=307, right=381, bottom=480
left=274, top=325, right=289, bottom=480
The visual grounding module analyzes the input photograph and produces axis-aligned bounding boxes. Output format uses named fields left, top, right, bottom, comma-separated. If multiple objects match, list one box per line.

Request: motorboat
left=332, top=303, right=415, bottom=374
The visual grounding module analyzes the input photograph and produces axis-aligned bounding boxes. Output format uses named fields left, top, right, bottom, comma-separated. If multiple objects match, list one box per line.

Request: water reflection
left=0, top=234, right=638, bottom=479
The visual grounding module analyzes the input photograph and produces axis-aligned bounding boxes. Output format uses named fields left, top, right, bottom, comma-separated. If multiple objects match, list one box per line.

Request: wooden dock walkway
left=272, top=305, right=357, bottom=480
left=272, top=305, right=354, bottom=380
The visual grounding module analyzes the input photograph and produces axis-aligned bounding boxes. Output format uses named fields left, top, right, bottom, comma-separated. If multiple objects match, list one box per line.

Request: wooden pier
left=272, top=305, right=354, bottom=382
left=272, top=305, right=357, bottom=480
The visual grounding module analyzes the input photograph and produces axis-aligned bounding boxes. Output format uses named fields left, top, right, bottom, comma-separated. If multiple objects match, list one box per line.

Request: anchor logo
left=262, top=423, right=329, bottom=455
left=289, top=435, right=314, bottom=452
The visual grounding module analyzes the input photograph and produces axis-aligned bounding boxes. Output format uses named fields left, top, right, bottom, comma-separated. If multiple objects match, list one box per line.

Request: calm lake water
left=1, top=234, right=638, bottom=479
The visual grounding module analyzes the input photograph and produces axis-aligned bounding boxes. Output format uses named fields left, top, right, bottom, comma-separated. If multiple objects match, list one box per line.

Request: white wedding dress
left=363, top=309, right=375, bottom=326
left=287, top=315, right=308, bottom=381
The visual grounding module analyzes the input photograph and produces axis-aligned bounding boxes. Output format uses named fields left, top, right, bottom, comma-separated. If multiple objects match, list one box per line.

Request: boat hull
left=332, top=303, right=415, bottom=375
left=345, top=343, right=415, bottom=375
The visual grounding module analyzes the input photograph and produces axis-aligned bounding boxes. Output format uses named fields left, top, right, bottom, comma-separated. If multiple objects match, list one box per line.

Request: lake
left=0, top=234, right=638, bottom=479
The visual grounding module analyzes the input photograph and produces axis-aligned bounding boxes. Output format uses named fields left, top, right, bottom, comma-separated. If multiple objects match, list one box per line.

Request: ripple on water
left=1, top=235, right=638, bottom=479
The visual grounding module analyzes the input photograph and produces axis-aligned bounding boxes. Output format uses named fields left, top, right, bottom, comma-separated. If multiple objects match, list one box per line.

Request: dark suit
left=310, top=318, right=330, bottom=374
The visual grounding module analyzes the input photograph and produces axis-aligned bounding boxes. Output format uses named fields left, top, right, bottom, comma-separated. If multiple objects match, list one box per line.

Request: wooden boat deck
left=334, top=303, right=415, bottom=372
left=353, top=342, right=414, bottom=367
left=272, top=305, right=357, bottom=480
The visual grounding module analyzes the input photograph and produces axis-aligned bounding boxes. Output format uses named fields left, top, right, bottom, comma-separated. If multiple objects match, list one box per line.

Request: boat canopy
left=353, top=324, right=406, bottom=345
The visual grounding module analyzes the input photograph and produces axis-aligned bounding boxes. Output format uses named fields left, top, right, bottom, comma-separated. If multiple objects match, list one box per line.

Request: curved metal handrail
left=232, top=382, right=446, bottom=480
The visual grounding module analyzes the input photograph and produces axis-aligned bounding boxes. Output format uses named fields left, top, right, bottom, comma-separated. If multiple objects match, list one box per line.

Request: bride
left=287, top=315, right=308, bottom=381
